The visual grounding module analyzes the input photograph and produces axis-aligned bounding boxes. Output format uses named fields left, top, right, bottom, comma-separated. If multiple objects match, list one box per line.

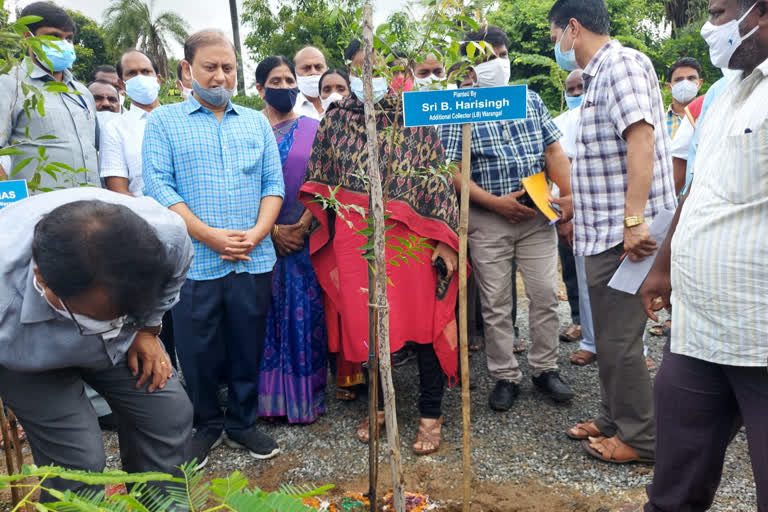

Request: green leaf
left=0, top=147, right=23, bottom=156
left=11, top=157, right=34, bottom=176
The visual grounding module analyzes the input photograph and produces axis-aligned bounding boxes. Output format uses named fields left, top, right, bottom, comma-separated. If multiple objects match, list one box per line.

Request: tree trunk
left=361, top=4, right=405, bottom=512
left=228, top=0, right=246, bottom=96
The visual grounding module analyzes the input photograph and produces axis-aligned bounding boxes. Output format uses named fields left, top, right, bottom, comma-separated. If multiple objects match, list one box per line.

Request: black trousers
left=645, top=342, right=768, bottom=511
left=558, top=240, right=579, bottom=324
left=378, top=343, right=445, bottom=418
left=172, top=271, right=272, bottom=433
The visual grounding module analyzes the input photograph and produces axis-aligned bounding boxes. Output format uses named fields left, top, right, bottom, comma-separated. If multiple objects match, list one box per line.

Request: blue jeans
left=173, top=271, right=272, bottom=433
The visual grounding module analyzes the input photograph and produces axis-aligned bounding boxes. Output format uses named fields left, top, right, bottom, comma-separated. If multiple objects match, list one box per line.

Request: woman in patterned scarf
left=299, top=88, right=460, bottom=455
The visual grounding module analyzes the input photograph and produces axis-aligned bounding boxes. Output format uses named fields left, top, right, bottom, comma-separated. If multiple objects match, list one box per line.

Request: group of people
left=0, top=0, right=765, bottom=510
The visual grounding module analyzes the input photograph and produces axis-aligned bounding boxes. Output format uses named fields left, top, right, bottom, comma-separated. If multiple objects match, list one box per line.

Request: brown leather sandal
left=413, top=416, right=443, bottom=455
left=356, top=412, right=385, bottom=443
left=581, top=435, right=654, bottom=464
left=566, top=419, right=602, bottom=440
left=335, top=388, right=357, bottom=401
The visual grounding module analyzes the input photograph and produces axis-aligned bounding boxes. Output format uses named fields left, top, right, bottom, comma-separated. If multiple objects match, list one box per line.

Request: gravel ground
left=100, top=295, right=757, bottom=511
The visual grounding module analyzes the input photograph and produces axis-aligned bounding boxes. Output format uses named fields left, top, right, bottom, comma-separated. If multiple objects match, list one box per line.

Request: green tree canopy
left=242, top=0, right=362, bottom=69
left=102, top=0, right=189, bottom=78
left=67, top=10, right=115, bottom=83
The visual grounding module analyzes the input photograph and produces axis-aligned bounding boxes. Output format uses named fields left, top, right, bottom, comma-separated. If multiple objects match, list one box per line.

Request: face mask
left=264, top=87, right=299, bottom=113
left=390, top=75, right=414, bottom=93
left=472, top=57, right=511, bottom=88
left=670, top=80, right=699, bottom=104
left=565, top=94, right=583, bottom=110
left=414, top=74, right=441, bottom=89
left=191, top=74, right=235, bottom=107
left=555, top=27, right=578, bottom=72
left=350, top=76, right=388, bottom=103
left=297, top=74, right=322, bottom=98
left=125, top=75, right=160, bottom=105
left=33, top=275, right=126, bottom=339
left=42, top=39, right=76, bottom=72
left=321, top=92, right=344, bottom=112
left=701, top=3, right=759, bottom=70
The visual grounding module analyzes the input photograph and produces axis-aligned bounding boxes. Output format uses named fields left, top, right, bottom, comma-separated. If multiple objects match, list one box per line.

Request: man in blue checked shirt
left=142, top=30, right=285, bottom=467
left=441, top=25, right=575, bottom=413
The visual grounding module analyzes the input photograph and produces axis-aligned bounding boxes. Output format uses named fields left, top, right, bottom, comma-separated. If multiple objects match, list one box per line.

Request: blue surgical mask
left=191, top=77, right=235, bottom=107
left=350, top=76, right=388, bottom=103
left=554, top=27, right=578, bottom=72
left=125, top=75, right=160, bottom=105
left=264, top=87, right=299, bottom=113
left=42, top=39, right=77, bottom=72
left=565, top=94, right=582, bottom=110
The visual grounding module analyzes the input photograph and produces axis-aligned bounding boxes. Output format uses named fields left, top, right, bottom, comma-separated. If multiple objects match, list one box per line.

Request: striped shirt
left=142, top=96, right=285, bottom=281
left=572, top=40, right=676, bottom=256
left=440, top=89, right=561, bottom=196
left=670, top=57, right=768, bottom=367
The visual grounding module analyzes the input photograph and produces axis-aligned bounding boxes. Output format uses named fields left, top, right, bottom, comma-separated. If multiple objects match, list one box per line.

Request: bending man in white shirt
left=100, top=50, right=162, bottom=197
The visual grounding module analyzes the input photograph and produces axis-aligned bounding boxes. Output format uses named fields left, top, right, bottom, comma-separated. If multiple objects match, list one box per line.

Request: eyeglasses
left=60, top=300, right=136, bottom=337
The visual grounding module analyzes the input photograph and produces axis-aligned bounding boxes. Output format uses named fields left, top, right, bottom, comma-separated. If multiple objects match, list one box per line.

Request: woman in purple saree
left=255, top=56, right=326, bottom=424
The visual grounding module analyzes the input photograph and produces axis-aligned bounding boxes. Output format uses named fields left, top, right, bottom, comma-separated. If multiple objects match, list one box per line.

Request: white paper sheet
left=607, top=209, right=676, bottom=295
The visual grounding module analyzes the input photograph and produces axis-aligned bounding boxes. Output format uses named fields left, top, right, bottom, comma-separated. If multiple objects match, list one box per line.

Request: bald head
left=565, top=69, right=584, bottom=97
left=294, top=46, right=328, bottom=77
left=184, top=30, right=236, bottom=64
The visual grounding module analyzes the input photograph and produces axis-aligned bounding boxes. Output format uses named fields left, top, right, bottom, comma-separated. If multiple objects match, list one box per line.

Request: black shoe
left=391, top=348, right=416, bottom=368
left=532, top=370, right=574, bottom=402
left=488, top=380, right=520, bottom=411
left=188, top=428, right=224, bottom=470
left=225, top=428, right=280, bottom=460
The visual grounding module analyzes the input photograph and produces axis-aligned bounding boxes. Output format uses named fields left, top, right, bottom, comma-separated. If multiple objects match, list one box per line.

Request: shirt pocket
left=711, top=122, right=768, bottom=204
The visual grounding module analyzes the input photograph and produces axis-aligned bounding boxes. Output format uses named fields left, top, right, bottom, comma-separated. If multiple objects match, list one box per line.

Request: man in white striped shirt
left=640, top=0, right=768, bottom=508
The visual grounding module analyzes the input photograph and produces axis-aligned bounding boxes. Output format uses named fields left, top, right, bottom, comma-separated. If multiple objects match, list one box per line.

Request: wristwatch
left=138, top=324, right=163, bottom=336
left=624, top=216, right=645, bottom=228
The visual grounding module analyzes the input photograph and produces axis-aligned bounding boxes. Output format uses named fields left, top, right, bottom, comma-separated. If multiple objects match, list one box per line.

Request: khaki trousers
left=586, top=244, right=655, bottom=458
left=468, top=207, right=559, bottom=383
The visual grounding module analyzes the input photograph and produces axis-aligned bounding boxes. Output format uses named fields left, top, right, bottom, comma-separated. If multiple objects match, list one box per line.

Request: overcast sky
left=7, top=0, right=411, bottom=88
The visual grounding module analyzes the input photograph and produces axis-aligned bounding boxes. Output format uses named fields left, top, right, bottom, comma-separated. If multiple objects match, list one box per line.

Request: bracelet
left=272, top=225, right=279, bottom=237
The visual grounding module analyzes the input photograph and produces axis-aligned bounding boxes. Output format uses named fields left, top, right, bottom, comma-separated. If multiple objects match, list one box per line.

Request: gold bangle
left=272, top=225, right=279, bottom=237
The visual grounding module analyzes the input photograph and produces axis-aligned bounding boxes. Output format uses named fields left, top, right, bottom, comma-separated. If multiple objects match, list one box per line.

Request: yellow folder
left=521, top=172, right=561, bottom=224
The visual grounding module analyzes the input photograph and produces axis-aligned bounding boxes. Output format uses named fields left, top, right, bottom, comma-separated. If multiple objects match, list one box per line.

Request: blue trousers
left=173, top=271, right=272, bottom=433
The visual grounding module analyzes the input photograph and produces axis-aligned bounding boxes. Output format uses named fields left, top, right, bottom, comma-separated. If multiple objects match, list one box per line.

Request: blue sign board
left=0, top=179, right=29, bottom=210
left=402, top=85, right=528, bottom=127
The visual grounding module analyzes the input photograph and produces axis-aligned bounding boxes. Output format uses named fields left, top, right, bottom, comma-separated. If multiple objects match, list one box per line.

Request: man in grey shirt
left=0, top=188, right=193, bottom=502
left=0, top=2, right=99, bottom=189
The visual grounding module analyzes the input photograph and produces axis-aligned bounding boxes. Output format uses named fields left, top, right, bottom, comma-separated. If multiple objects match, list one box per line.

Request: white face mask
left=297, top=74, right=322, bottom=98
left=321, top=92, right=344, bottom=112
left=414, top=74, right=441, bottom=89
left=701, top=3, right=759, bottom=70
left=670, top=80, right=699, bottom=104
left=472, top=57, right=511, bottom=88
left=33, top=275, right=126, bottom=340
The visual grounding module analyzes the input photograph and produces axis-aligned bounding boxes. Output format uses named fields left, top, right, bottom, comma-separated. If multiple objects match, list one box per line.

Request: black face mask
left=264, top=87, right=298, bottom=113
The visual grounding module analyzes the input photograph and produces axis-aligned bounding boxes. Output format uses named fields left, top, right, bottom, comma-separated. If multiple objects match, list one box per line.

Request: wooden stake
left=0, top=400, right=21, bottom=507
left=458, top=123, right=472, bottom=512
left=367, top=268, right=379, bottom=511
left=361, top=4, right=405, bottom=512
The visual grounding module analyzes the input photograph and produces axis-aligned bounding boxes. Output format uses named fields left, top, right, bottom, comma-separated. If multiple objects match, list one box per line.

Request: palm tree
left=229, top=0, right=246, bottom=96
left=102, top=0, right=189, bottom=78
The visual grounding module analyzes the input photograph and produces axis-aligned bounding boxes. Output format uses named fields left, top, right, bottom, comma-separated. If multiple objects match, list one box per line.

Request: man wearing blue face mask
left=441, top=25, right=577, bottom=412
left=143, top=30, right=285, bottom=468
left=549, top=0, right=676, bottom=465
left=100, top=50, right=162, bottom=198
left=0, top=2, right=99, bottom=189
